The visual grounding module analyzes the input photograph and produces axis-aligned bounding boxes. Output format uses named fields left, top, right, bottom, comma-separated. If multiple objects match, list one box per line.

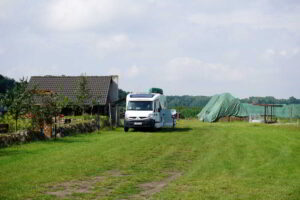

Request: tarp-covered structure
left=198, top=93, right=300, bottom=122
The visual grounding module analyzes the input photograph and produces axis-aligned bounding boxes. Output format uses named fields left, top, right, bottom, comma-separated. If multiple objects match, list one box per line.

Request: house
left=27, top=75, right=119, bottom=116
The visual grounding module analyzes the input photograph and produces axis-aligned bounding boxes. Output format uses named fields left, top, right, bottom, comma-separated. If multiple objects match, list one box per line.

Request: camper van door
left=154, top=99, right=162, bottom=127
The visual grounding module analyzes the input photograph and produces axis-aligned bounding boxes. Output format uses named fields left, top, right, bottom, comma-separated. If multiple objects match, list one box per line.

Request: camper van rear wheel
left=124, top=127, right=129, bottom=132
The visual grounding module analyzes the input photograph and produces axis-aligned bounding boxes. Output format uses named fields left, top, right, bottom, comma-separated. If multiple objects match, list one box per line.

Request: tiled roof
left=28, top=76, right=114, bottom=105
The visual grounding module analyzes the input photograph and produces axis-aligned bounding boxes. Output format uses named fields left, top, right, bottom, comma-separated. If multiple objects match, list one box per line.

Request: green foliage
left=168, top=95, right=300, bottom=108
left=31, top=92, right=69, bottom=129
left=172, top=106, right=202, bottom=118
left=167, top=95, right=211, bottom=107
left=0, top=114, right=31, bottom=132
left=0, top=121, right=299, bottom=199
left=75, top=75, right=91, bottom=114
left=241, top=96, right=300, bottom=104
left=83, top=114, right=95, bottom=120
left=118, top=89, right=128, bottom=107
left=64, top=115, right=110, bottom=128
left=118, top=89, right=128, bottom=100
left=1, top=78, right=33, bottom=131
left=0, top=74, right=16, bottom=94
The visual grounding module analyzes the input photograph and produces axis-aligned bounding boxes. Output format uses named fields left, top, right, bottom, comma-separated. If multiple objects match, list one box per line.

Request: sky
left=0, top=0, right=299, bottom=98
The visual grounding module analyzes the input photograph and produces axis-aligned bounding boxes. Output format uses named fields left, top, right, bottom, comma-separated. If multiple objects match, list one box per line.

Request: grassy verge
left=0, top=120, right=299, bottom=200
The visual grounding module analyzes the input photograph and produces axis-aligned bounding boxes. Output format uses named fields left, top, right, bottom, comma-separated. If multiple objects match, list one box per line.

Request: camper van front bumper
left=124, top=119, right=155, bottom=128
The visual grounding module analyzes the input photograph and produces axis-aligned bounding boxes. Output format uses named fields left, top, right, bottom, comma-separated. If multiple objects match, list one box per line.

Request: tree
left=0, top=74, right=16, bottom=94
left=75, top=75, right=91, bottom=115
left=167, top=95, right=211, bottom=107
left=2, top=78, right=33, bottom=131
left=288, top=96, right=297, bottom=104
left=118, top=89, right=129, bottom=107
left=31, top=92, right=69, bottom=138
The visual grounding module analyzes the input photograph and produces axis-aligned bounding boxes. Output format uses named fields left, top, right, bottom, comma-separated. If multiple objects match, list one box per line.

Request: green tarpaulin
left=198, top=93, right=300, bottom=122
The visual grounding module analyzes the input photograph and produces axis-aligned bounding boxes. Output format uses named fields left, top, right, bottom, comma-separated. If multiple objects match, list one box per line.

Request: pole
left=109, top=103, right=112, bottom=129
left=271, top=106, right=273, bottom=122
left=264, top=106, right=267, bottom=123
left=115, top=105, right=118, bottom=128
left=54, top=116, right=57, bottom=139
left=97, top=101, right=100, bottom=130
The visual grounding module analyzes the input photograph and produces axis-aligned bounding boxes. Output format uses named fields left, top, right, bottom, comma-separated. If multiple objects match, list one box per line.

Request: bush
left=0, top=114, right=31, bottom=133
left=172, top=106, right=203, bottom=119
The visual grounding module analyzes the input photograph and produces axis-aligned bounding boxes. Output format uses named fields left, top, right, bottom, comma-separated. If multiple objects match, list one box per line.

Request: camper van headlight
left=148, top=113, right=154, bottom=119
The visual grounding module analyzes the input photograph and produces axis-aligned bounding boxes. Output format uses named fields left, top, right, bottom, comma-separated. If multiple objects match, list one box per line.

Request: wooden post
left=290, top=106, right=293, bottom=122
left=54, top=116, right=57, bottom=139
left=271, top=106, right=273, bottom=122
left=264, top=106, right=266, bottom=123
left=115, top=105, right=119, bottom=127
left=109, top=103, right=112, bottom=129
left=117, top=106, right=120, bottom=127
left=97, top=104, right=100, bottom=130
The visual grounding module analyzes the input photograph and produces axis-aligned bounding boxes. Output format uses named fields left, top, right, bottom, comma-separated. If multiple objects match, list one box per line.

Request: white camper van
left=124, top=91, right=176, bottom=132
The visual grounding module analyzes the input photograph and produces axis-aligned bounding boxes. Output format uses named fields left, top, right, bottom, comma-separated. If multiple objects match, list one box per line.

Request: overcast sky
left=0, top=0, right=299, bottom=98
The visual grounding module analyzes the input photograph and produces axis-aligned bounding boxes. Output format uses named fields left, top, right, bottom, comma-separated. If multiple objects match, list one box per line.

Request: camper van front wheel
left=124, top=127, right=129, bottom=132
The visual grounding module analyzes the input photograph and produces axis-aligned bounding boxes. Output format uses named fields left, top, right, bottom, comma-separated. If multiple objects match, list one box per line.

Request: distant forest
left=167, top=95, right=211, bottom=108
left=240, top=96, right=300, bottom=105
left=1, top=74, right=300, bottom=107
left=167, top=95, right=300, bottom=108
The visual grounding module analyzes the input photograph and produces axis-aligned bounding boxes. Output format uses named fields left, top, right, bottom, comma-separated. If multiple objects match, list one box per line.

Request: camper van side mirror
left=158, top=107, right=161, bottom=112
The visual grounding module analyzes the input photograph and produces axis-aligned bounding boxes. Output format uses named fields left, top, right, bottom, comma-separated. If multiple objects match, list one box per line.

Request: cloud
left=262, top=48, right=300, bottom=60
left=0, top=0, right=18, bottom=20
left=107, top=65, right=141, bottom=79
left=3, top=65, right=60, bottom=81
left=96, top=34, right=135, bottom=53
left=188, top=10, right=300, bottom=31
left=0, top=46, right=5, bottom=55
left=163, top=57, right=245, bottom=82
left=107, top=67, right=122, bottom=77
left=126, top=65, right=140, bottom=78
left=43, top=0, right=143, bottom=31
left=0, top=0, right=300, bottom=98
left=105, top=65, right=144, bottom=93
left=222, top=50, right=241, bottom=62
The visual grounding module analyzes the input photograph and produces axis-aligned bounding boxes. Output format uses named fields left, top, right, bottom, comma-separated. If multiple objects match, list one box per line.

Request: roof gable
left=28, top=76, right=114, bottom=105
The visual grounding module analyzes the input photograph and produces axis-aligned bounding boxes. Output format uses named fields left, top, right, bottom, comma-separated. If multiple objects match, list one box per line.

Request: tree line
left=167, top=95, right=211, bottom=108
left=240, top=96, right=300, bottom=105
left=167, top=95, right=300, bottom=108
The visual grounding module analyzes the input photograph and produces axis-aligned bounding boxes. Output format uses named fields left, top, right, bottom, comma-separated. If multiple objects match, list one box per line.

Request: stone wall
left=0, top=130, right=43, bottom=148
left=0, top=121, right=99, bottom=148
left=57, top=121, right=99, bottom=137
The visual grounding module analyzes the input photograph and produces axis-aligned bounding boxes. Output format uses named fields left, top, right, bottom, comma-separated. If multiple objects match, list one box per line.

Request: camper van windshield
left=127, top=101, right=153, bottom=111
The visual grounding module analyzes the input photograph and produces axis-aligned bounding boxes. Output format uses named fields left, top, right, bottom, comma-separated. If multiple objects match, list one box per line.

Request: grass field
left=0, top=120, right=299, bottom=200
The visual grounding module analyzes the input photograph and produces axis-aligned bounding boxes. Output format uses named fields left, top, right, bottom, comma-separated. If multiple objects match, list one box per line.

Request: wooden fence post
left=109, top=103, right=112, bottom=129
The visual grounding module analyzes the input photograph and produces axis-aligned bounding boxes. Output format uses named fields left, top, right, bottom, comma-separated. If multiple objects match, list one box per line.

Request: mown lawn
left=0, top=120, right=299, bottom=200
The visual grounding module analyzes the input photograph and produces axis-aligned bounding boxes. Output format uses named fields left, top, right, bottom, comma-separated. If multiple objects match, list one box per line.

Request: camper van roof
left=130, top=94, right=155, bottom=98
